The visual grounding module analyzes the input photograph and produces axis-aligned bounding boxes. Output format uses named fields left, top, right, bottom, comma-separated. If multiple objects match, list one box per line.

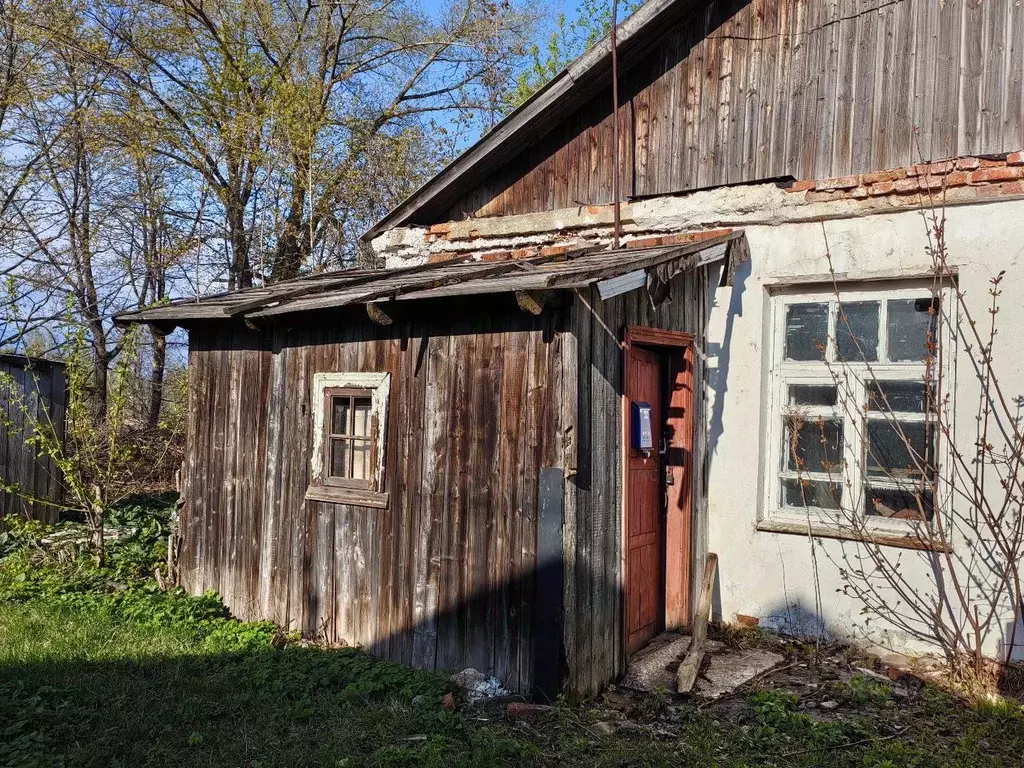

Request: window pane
left=788, top=384, right=838, bottom=407
left=836, top=301, right=880, bottom=362
left=868, top=381, right=932, bottom=413
left=330, top=439, right=349, bottom=478
left=784, top=417, right=844, bottom=474
left=865, top=420, right=935, bottom=479
left=351, top=438, right=371, bottom=480
left=888, top=298, right=938, bottom=362
left=785, top=303, right=829, bottom=361
left=865, top=485, right=934, bottom=522
left=782, top=479, right=843, bottom=510
left=353, top=397, right=372, bottom=437
left=331, top=397, right=350, bottom=435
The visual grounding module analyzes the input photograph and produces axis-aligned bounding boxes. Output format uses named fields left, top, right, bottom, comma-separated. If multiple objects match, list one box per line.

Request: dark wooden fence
left=0, top=355, right=67, bottom=526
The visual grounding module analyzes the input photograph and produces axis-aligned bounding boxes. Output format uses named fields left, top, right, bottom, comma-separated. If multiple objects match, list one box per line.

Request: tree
left=505, top=0, right=639, bottom=110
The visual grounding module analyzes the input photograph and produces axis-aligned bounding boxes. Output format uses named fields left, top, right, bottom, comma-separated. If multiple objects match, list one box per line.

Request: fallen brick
left=506, top=702, right=554, bottom=720
left=735, top=614, right=761, bottom=628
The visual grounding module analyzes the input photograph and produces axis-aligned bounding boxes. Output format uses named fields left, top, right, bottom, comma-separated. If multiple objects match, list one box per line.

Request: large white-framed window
left=761, top=283, right=951, bottom=543
left=306, top=372, right=391, bottom=509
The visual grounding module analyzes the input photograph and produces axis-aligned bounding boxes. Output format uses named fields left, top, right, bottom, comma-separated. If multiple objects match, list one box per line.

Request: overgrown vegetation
left=2, top=496, right=1022, bottom=766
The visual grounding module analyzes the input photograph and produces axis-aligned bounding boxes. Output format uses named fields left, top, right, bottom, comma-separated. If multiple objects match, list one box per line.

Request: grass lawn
left=1, top=500, right=1022, bottom=767
left=2, top=599, right=1023, bottom=768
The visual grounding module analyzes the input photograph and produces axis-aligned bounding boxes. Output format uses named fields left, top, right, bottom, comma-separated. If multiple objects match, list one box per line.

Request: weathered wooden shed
left=118, top=234, right=746, bottom=695
left=0, top=354, right=67, bottom=526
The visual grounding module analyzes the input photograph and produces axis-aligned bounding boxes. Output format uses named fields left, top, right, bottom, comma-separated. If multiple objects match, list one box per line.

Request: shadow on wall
left=705, top=255, right=750, bottom=469
left=754, top=600, right=838, bottom=644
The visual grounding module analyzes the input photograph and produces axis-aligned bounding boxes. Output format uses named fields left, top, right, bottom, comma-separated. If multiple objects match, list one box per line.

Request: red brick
left=1001, top=181, right=1024, bottom=195
left=945, top=171, right=970, bottom=187
left=510, top=247, right=539, bottom=259
left=626, top=235, right=665, bottom=249
left=427, top=223, right=452, bottom=236
left=955, top=157, right=981, bottom=171
left=911, top=160, right=954, bottom=177
left=816, top=175, right=860, bottom=191
left=918, top=175, right=945, bottom=191
left=479, top=249, right=511, bottom=262
left=539, top=244, right=571, bottom=257
left=735, top=614, right=761, bottom=628
left=1008, top=152, right=1024, bottom=166
left=893, top=178, right=921, bottom=193
left=851, top=186, right=869, bottom=198
left=969, top=166, right=1024, bottom=184
left=660, top=228, right=734, bottom=245
left=868, top=181, right=896, bottom=196
left=980, top=157, right=1006, bottom=168
left=786, top=179, right=816, bottom=193
left=862, top=168, right=907, bottom=184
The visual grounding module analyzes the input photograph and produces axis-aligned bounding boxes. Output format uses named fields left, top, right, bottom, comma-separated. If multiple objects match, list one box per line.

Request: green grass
left=1, top=501, right=1023, bottom=767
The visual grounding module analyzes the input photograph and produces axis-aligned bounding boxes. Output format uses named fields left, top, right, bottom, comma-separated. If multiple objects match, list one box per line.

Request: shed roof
left=116, top=231, right=746, bottom=327
left=0, top=353, right=66, bottom=369
left=362, top=0, right=688, bottom=240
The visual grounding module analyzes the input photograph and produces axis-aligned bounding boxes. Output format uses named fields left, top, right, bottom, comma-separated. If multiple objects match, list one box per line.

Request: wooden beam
left=676, top=552, right=718, bottom=693
left=514, top=290, right=551, bottom=315
left=366, top=302, right=394, bottom=325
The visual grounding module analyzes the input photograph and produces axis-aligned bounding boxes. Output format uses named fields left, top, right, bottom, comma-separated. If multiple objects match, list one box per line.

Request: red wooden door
left=625, top=346, right=665, bottom=656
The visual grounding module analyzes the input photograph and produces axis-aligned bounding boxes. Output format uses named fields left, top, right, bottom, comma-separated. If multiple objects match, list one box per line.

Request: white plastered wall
left=703, top=196, right=1024, bottom=661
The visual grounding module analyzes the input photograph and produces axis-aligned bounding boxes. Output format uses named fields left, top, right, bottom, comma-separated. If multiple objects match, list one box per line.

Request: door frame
left=621, top=325, right=696, bottom=656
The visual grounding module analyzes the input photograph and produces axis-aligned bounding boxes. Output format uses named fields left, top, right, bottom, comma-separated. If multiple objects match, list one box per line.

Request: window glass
left=887, top=298, right=938, bottom=362
left=865, top=420, right=935, bottom=480
left=788, top=384, right=838, bottom=407
left=785, top=303, right=829, bottom=361
left=784, top=417, right=844, bottom=474
left=868, top=381, right=931, bottom=413
left=332, top=397, right=349, bottom=434
left=865, top=485, right=934, bottom=522
left=353, top=397, right=372, bottom=437
left=352, top=439, right=371, bottom=480
left=782, top=479, right=842, bottom=510
left=330, top=439, right=349, bottom=477
left=836, top=301, right=880, bottom=362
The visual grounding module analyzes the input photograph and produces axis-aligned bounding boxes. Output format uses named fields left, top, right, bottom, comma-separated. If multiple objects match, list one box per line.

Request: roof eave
left=361, top=0, right=689, bottom=242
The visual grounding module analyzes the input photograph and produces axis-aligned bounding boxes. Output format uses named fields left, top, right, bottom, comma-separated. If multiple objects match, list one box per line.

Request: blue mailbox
left=630, top=401, right=654, bottom=451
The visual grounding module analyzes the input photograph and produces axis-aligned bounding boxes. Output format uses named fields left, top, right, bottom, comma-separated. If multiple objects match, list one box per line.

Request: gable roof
left=116, top=231, right=745, bottom=327
left=362, top=0, right=688, bottom=241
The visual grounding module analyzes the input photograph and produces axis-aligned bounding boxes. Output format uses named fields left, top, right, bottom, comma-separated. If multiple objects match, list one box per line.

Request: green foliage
left=832, top=674, right=895, bottom=708
left=507, top=0, right=642, bottom=110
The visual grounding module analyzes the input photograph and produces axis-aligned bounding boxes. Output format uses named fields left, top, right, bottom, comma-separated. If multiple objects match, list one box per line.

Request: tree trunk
left=146, top=328, right=166, bottom=429
left=227, top=199, right=253, bottom=290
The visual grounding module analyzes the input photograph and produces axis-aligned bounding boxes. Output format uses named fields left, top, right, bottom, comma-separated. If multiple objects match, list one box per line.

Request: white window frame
left=306, top=372, right=391, bottom=509
left=760, top=282, right=954, bottom=543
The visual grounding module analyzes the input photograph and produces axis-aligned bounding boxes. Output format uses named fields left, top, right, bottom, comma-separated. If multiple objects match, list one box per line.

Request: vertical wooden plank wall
left=177, top=304, right=563, bottom=693
left=564, top=266, right=711, bottom=696
left=0, top=358, right=66, bottom=526
left=444, top=0, right=1024, bottom=221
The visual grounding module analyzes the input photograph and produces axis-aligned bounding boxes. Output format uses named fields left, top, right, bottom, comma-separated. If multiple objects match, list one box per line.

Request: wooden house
left=0, top=354, right=67, bottom=526
left=120, top=0, right=1024, bottom=688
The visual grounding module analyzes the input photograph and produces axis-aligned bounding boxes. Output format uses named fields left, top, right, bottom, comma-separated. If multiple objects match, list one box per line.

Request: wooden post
left=676, top=552, right=718, bottom=693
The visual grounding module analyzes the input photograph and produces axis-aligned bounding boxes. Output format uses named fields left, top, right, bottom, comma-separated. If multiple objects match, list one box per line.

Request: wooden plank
left=931, top=0, right=962, bottom=159
left=960, top=0, right=985, bottom=155
left=850, top=0, right=881, bottom=172
left=675, top=552, right=718, bottom=692
left=1007, top=0, right=1024, bottom=150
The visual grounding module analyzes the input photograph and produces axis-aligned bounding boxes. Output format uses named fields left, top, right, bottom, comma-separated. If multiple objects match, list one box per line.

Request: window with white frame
left=764, top=286, right=944, bottom=534
left=307, top=372, right=391, bottom=508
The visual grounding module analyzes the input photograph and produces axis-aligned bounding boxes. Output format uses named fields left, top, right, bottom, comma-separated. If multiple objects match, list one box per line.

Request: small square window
left=835, top=301, right=879, bottom=362
left=887, top=298, right=939, bottom=362
left=308, top=373, right=391, bottom=508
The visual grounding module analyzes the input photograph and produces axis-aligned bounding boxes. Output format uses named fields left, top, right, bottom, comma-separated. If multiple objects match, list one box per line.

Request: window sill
left=305, top=485, right=389, bottom=509
left=756, top=518, right=952, bottom=553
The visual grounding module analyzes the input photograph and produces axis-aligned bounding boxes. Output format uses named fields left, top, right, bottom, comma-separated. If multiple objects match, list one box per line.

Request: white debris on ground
left=452, top=668, right=510, bottom=702
left=694, top=649, right=786, bottom=699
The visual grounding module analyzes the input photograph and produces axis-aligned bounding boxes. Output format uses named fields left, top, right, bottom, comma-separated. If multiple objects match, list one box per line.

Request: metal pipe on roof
left=611, top=0, right=622, bottom=250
